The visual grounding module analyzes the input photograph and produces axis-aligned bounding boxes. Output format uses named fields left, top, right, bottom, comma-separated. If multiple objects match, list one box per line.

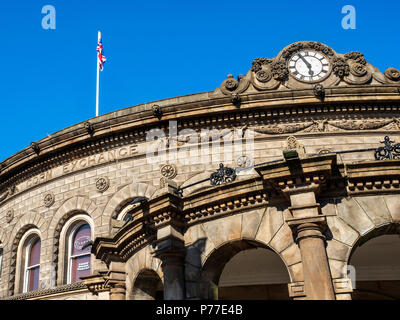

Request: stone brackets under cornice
left=91, top=155, right=400, bottom=265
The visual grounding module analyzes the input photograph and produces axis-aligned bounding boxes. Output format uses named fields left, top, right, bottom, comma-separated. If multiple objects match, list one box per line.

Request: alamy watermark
left=341, top=5, right=356, bottom=30
left=145, top=121, right=255, bottom=173
left=41, top=5, right=56, bottom=30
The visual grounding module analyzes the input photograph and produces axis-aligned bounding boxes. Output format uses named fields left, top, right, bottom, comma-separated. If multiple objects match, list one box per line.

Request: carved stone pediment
left=213, top=41, right=400, bottom=96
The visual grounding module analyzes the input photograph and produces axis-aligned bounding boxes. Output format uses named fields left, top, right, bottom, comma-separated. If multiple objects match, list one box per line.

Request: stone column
left=286, top=187, right=335, bottom=300
left=153, top=225, right=186, bottom=300
left=107, top=261, right=126, bottom=300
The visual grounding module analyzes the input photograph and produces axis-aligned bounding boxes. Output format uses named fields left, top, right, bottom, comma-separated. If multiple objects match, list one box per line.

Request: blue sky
left=0, top=0, right=399, bottom=162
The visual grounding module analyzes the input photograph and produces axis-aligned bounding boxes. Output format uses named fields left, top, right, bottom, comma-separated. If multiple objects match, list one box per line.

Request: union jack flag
left=96, top=37, right=106, bottom=71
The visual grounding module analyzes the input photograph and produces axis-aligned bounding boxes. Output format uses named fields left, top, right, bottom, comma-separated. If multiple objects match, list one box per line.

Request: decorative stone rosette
left=384, top=68, right=400, bottom=82
left=160, top=164, right=177, bottom=179
left=95, top=177, right=110, bottom=192
left=43, top=193, right=55, bottom=207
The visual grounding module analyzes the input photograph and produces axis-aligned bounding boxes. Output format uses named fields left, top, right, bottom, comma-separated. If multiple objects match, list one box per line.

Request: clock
left=288, top=50, right=330, bottom=82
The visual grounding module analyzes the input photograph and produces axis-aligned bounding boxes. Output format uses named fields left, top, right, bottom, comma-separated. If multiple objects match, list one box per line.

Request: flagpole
left=96, top=30, right=100, bottom=117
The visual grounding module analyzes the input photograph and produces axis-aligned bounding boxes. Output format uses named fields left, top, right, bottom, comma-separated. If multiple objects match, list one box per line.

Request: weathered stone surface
left=201, top=214, right=243, bottom=249
left=383, top=194, right=400, bottom=222
left=241, top=208, right=266, bottom=240
left=336, top=198, right=375, bottom=236
left=326, top=216, right=360, bottom=247
left=269, top=224, right=295, bottom=254
left=255, top=206, right=284, bottom=246
left=354, top=196, right=392, bottom=227
left=279, top=242, right=302, bottom=266
left=326, top=239, right=351, bottom=262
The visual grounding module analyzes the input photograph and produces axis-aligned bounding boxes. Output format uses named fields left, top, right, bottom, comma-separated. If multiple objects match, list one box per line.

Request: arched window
left=23, top=236, right=41, bottom=292
left=67, top=222, right=92, bottom=283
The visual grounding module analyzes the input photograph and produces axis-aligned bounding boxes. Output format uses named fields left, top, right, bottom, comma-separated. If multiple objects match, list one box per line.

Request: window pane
left=72, top=224, right=91, bottom=256
left=28, top=266, right=40, bottom=291
left=29, top=238, right=41, bottom=267
left=71, top=255, right=91, bottom=283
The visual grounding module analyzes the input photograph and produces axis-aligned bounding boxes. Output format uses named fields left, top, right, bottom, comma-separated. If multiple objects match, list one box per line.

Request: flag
left=97, top=36, right=106, bottom=71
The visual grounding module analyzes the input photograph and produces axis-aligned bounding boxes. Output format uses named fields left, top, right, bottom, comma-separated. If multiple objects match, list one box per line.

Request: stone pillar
left=107, top=261, right=126, bottom=300
left=286, top=188, right=335, bottom=300
left=154, top=225, right=186, bottom=300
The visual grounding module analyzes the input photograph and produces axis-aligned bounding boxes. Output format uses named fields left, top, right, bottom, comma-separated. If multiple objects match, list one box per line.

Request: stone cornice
left=1, top=84, right=400, bottom=194
left=2, top=282, right=87, bottom=300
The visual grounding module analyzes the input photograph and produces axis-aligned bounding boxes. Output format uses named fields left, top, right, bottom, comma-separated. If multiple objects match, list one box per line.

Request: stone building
left=1, top=41, right=400, bottom=300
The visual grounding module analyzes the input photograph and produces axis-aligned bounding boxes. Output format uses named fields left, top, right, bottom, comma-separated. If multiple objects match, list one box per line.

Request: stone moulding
left=3, top=282, right=87, bottom=300
left=91, top=155, right=400, bottom=265
left=0, top=84, right=399, bottom=194
left=2, top=100, right=400, bottom=201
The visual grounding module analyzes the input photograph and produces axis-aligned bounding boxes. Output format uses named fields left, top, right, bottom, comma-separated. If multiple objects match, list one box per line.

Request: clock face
left=288, top=50, right=330, bottom=82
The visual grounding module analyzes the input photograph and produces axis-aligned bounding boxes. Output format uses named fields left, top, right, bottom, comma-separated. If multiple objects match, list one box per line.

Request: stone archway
left=131, top=269, right=164, bottom=300
left=197, top=239, right=290, bottom=300
left=348, top=224, right=400, bottom=300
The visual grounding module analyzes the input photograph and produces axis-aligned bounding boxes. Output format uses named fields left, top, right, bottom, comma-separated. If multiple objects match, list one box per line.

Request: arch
left=8, top=225, right=42, bottom=295
left=130, top=269, right=164, bottom=300
left=48, top=196, right=100, bottom=286
left=102, top=182, right=157, bottom=222
left=7, top=211, right=47, bottom=296
left=347, top=225, right=400, bottom=300
left=196, top=239, right=291, bottom=299
left=57, top=214, right=95, bottom=286
left=126, top=245, right=163, bottom=299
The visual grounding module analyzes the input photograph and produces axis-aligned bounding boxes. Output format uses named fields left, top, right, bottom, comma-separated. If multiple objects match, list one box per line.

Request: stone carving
left=152, top=104, right=162, bottom=120
left=217, top=42, right=400, bottom=96
left=6, top=209, right=14, bottom=223
left=254, top=122, right=314, bottom=135
left=332, top=57, right=350, bottom=79
left=95, top=177, right=110, bottom=192
left=236, top=155, right=252, bottom=168
left=384, top=68, right=400, bottom=81
left=231, top=93, right=241, bottom=107
left=255, top=69, right=272, bottom=83
left=284, top=136, right=306, bottom=155
left=313, top=84, right=325, bottom=100
left=160, top=164, right=177, bottom=179
left=0, top=185, right=17, bottom=204
left=160, top=177, right=166, bottom=188
left=30, top=142, right=40, bottom=155
left=251, top=58, right=273, bottom=73
left=270, top=60, right=289, bottom=81
left=44, top=193, right=55, bottom=207
left=344, top=52, right=367, bottom=65
left=84, top=121, right=94, bottom=136
left=222, top=74, right=239, bottom=91
left=329, top=119, right=393, bottom=131
left=253, top=118, right=400, bottom=135
left=281, top=41, right=335, bottom=60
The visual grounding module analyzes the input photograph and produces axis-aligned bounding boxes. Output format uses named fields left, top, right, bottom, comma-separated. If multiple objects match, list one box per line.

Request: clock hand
left=297, top=54, right=314, bottom=76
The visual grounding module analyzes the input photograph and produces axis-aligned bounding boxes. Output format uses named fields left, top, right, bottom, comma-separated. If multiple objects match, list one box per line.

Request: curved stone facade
left=1, top=41, right=400, bottom=300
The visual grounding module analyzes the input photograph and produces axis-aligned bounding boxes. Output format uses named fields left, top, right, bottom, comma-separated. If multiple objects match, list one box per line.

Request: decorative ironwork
left=375, top=136, right=400, bottom=160
left=210, top=163, right=237, bottom=186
